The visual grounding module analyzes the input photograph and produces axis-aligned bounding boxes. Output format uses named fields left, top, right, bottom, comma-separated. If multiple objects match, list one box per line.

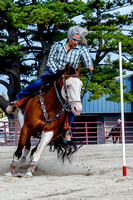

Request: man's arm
left=81, top=46, right=93, bottom=71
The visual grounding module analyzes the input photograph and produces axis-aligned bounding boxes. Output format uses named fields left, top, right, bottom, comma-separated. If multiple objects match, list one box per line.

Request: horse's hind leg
left=5, top=125, right=30, bottom=176
left=21, top=136, right=31, bottom=163
left=24, top=131, right=53, bottom=178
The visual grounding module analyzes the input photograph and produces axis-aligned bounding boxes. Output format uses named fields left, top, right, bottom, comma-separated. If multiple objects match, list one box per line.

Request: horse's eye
left=66, top=85, right=70, bottom=89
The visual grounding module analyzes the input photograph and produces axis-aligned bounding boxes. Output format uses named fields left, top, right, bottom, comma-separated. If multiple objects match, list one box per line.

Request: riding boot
left=6, top=96, right=30, bottom=114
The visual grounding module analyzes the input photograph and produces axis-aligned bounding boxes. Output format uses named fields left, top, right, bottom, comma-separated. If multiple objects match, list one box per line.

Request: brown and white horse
left=6, top=64, right=83, bottom=177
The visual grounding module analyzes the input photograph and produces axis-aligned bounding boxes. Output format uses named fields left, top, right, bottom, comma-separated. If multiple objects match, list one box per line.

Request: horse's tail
left=49, top=136, right=82, bottom=162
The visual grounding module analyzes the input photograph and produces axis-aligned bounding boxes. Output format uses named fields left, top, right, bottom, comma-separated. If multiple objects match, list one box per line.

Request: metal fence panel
left=0, top=120, right=133, bottom=146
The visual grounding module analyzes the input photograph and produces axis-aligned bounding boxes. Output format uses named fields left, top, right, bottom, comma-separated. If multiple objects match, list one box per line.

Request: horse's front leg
left=5, top=126, right=30, bottom=176
left=25, top=130, right=53, bottom=178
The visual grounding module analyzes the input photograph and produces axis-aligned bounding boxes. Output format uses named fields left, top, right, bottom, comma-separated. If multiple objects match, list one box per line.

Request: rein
left=54, top=74, right=80, bottom=111
left=54, top=81, right=70, bottom=111
left=54, top=81, right=72, bottom=112
left=81, top=71, right=92, bottom=102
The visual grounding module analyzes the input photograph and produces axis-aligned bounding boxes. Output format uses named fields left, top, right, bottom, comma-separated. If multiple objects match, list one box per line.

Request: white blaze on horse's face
left=61, top=77, right=83, bottom=116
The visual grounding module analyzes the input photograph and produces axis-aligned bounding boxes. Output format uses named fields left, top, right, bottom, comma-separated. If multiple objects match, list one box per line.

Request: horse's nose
left=71, top=102, right=82, bottom=115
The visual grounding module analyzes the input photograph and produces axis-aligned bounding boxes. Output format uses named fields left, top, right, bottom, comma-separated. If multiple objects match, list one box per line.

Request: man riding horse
left=6, top=26, right=93, bottom=141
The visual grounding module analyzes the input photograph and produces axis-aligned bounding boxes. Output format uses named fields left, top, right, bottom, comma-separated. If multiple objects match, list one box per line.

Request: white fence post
left=119, top=42, right=127, bottom=176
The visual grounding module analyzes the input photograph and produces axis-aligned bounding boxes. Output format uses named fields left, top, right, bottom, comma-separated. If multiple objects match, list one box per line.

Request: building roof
left=115, top=72, right=133, bottom=80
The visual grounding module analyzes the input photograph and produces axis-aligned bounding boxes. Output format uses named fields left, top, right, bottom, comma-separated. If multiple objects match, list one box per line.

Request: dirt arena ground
left=0, top=144, right=133, bottom=200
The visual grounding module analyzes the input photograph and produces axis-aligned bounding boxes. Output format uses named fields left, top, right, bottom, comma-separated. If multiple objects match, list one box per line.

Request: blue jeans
left=17, top=68, right=53, bottom=99
left=67, top=112, right=75, bottom=126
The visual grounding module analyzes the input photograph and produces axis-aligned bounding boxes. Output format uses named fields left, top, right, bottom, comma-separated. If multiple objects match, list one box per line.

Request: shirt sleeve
left=47, top=42, right=59, bottom=74
left=80, top=46, right=93, bottom=67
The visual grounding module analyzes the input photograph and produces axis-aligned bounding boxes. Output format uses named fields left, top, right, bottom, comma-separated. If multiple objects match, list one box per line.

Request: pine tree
left=81, top=0, right=133, bottom=102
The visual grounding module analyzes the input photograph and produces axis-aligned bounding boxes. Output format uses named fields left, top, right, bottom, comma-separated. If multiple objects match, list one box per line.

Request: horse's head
left=61, top=64, right=83, bottom=116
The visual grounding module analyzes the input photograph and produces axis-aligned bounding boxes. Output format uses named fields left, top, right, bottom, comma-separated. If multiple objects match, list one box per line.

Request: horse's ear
left=75, top=64, right=81, bottom=74
left=65, top=64, right=70, bottom=74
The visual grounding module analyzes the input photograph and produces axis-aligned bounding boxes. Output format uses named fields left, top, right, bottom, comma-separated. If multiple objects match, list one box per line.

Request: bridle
left=54, top=74, right=81, bottom=111
left=39, top=73, right=81, bottom=126
left=62, top=74, right=81, bottom=104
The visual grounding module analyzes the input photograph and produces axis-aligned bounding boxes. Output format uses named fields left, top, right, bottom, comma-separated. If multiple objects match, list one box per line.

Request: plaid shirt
left=47, top=38, right=93, bottom=74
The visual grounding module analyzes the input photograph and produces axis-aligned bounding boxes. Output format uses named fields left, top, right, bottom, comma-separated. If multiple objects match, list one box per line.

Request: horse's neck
left=45, top=76, right=63, bottom=108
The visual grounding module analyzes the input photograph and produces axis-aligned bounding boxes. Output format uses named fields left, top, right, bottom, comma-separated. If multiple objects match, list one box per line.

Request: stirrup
left=65, top=129, right=72, bottom=135
left=64, top=129, right=72, bottom=141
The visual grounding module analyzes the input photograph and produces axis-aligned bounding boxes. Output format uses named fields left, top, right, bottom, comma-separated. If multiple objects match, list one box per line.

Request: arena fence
left=104, top=121, right=133, bottom=144
left=72, top=121, right=104, bottom=144
left=0, top=120, right=133, bottom=146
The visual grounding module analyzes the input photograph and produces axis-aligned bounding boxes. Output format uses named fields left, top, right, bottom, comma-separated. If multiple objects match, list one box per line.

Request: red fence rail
left=72, top=121, right=103, bottom=144
left=0, top=120, right=133, bottom=146
left=0, top=121, right=20, bottom=146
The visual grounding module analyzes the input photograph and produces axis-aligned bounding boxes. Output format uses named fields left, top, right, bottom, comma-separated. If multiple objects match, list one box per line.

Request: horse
left=106, top=125, right=121, bottom=143
left=6, top=64, right=83, bottom=177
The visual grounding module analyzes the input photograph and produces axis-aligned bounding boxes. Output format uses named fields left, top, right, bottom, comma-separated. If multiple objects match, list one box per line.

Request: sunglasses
left=70, top=35, right=81, bottom=42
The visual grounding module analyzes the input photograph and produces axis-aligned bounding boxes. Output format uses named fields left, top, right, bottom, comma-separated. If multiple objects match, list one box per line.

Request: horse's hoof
left=23, top=171, right=33, bottom=178
left=5, top=171, right=13, bottom=177
left=23, top=174, right=33, bottom=178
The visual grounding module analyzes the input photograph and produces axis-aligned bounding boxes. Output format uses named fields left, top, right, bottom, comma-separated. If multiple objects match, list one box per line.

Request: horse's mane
left=63, top=64, right=81, bottom=76
left=66, top=66, right=77, bottom=75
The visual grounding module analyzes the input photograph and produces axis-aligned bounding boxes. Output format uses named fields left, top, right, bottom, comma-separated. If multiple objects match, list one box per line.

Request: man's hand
left=87, top=65, right=93, bottom=71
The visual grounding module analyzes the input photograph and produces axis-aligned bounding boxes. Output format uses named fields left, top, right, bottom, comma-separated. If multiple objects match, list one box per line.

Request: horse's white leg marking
left=25, top=131, right=53, bottom=177
left=18, top=109, right=24, bottom=128
left=21, top=147, right=30, bottom=163
left=32, top=131, right=54, bottom=162
left=23, top=147, right=30, bottom=158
